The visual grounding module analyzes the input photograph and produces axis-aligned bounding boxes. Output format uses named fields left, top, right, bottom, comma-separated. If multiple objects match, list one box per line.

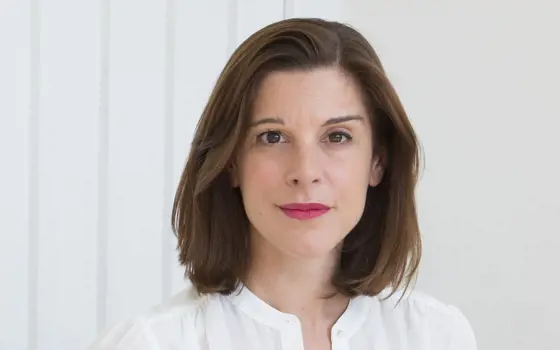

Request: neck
left=243, top=232, right=349, bottom=326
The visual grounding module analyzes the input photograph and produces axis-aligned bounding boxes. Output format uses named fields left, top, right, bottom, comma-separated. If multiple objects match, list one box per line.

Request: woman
left=90, top=18, right=476, bottom=350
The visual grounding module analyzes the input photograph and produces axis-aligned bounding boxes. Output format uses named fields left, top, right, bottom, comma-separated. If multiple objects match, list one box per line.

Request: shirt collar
left=226, top=283, right=372, bottom=335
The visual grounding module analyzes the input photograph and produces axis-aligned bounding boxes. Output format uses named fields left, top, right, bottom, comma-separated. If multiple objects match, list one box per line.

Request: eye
left=257, top=130, right=285, bottom=144
left=327, top=131, right=352, bottom=143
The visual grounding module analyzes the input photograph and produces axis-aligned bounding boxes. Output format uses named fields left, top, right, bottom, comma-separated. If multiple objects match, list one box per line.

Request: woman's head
left=172, top=18, right=422, bottom=297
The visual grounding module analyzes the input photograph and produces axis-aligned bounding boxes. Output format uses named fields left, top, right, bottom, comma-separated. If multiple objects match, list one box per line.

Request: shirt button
left=336, top=330, right=345, bottom=338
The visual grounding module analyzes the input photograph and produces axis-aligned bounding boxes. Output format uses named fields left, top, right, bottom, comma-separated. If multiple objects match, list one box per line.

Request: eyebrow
left=249, top=115, right=365, bottom=127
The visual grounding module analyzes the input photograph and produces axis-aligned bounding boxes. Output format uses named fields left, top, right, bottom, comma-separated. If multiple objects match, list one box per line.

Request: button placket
left=281, top=316, right=304, bottom=350
left=331, top=328, right=350, bottom=350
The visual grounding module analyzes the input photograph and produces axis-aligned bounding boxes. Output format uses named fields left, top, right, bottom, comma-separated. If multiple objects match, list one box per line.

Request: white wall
left=0, top=0, right=343, bottom=349
left=1, top=0, right=558, bottom=349
left=343, top=1, right=560, bottom=350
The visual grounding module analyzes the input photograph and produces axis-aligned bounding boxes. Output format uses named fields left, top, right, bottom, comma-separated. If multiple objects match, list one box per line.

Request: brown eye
left=258, top=131, right=284, bottom=144
left=328, top=131, right=352, bottom=143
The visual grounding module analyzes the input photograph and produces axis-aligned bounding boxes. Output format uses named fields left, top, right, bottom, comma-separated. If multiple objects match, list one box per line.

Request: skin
left=232, top=67, right=384, bottom=350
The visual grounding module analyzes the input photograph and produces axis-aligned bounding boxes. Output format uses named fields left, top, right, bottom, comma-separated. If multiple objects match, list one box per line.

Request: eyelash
left=256, top=130, right=353, bottom=145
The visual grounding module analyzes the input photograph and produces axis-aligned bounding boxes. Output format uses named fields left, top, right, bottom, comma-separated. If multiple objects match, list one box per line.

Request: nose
left=285, top=144, right=322, bottom=187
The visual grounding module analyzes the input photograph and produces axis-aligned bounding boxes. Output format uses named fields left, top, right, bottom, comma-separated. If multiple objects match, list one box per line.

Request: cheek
left=239, top=154, right=284, bottom=195
left=330, top=152, right=372, bottom=187
left=328, top=154, right=371, bottom=210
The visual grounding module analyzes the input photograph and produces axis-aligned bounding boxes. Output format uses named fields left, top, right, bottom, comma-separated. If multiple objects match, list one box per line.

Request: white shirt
left=88, top=284, right=476, bottom=350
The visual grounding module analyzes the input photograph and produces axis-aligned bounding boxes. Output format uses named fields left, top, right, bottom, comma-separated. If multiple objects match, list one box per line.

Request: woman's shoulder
left=87, top=284, right=206, bottom=350
left=368, top=288, right=477, bottom=349
left=375, top=287, right=463, bottom=314
left=87, top=285, right=476, bottom=350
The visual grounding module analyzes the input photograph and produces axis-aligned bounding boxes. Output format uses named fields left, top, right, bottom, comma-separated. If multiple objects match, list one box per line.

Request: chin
left=250, top=221, right=347, bottom=260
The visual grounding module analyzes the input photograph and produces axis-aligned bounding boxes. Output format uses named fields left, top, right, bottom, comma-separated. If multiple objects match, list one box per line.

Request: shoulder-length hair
left=172, top=18, right=422, bottom=298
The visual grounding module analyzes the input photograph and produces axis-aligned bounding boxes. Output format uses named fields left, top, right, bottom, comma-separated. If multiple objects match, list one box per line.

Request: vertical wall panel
left=285, top=0, right=343, bottom=20
left=106, top=0, right=166, bottom=326
left=169, top=0, right=232, bottom=295
left=236, top=0, right=284, bottom=46
left=35, top=0, right=100, bottom=348
left=160, top=0, right=177, bottom=303
left=96, top=0, right=110, bottom=334
left=0, top=1, right=31, bottom=349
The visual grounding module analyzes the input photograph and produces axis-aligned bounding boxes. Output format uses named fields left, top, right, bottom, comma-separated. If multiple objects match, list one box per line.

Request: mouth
left=278, top=203, right=331, bottom=220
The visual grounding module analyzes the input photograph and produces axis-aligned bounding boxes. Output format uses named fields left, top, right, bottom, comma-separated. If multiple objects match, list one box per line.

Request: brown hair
left=172, top=18, right=422, bottom=298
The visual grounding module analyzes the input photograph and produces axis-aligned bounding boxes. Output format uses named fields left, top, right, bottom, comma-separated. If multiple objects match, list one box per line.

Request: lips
left=278, top=203, right=330, bottom=220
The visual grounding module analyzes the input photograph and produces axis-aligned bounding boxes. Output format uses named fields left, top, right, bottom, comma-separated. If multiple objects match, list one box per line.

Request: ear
left=369, top=154, right=385, bottom=187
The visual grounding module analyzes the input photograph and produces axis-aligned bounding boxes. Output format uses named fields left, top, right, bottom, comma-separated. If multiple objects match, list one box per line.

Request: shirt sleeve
left=87, top=318, right=161, bottom=350
left=445, top=305, right=477, bottom=350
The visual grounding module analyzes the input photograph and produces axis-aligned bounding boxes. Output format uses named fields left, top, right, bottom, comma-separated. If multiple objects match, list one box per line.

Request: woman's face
left=234, top=67, right=384, bottom=259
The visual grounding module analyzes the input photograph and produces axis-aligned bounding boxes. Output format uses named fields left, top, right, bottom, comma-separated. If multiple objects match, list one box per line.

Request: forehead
left=251, top=67, right=368, bottom=122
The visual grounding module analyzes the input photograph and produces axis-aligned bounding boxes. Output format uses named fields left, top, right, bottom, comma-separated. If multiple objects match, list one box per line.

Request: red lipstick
left=279, top=203, right=330, bottom=220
